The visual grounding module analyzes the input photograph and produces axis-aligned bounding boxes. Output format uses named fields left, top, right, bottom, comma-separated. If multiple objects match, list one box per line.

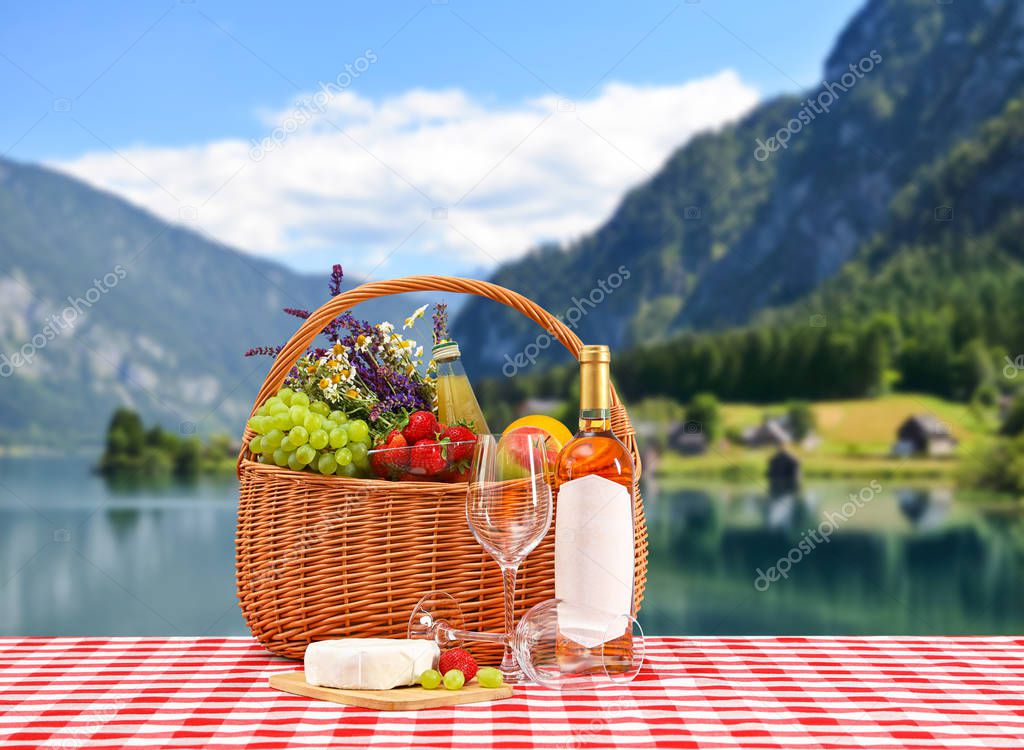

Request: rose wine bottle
left=553, top=344, right=635, bottom=673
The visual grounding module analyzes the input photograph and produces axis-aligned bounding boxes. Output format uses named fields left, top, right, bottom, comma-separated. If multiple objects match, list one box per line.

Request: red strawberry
left=441, top=424, right=477, bottom=461
left=386, top=432, right=410, bottom=470
left=438, top=648, right=477, bottom=681
left=370, top=430, right=409, bottom=477
left=410, top=438, right=446, bottom=475
left=403, top=410, right=439, bottom=443
left=369, top=448, right=388, bottom=478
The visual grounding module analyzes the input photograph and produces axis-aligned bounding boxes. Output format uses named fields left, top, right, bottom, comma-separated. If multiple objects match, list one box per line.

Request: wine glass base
left=408, top=591, right=465, bottom=648
left=500, top=667, right=530, bottom=684
left=500, top=652, right=529, bottom=684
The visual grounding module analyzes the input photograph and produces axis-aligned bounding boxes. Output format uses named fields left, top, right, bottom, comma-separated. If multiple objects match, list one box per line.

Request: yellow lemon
left=503, top=414, right=574, bottom=452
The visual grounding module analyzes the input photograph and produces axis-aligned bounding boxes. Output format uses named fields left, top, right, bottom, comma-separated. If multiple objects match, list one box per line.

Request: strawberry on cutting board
left=439, top=648, right=478, bottom=681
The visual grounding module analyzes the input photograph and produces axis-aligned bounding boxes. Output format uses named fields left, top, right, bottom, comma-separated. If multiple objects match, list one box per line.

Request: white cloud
left=51, top=71, right=758, bottom=276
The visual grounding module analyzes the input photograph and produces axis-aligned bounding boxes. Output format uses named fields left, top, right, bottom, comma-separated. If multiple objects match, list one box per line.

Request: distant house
left=741, top=418, right=793, bottom=448
left=893, top=415, right=957, bottom=457
left=766, top=449, right=801, bottom=493
left=667, top=423, right=708, bottom=455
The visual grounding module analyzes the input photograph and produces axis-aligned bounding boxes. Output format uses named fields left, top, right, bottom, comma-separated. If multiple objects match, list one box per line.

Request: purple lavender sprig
left=324, top=310, right=363, bottom=343
left=329, top=264, right=344, bottom=297
left=432, top=303, right=449, bottom=346
left=245, top=345, right=283, bottom=358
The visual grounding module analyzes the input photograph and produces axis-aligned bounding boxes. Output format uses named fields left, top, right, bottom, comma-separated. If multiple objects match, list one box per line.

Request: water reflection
left=896, top=488, right=952, bottom=529
left=0, top=457, right=244, bottom=636
left=642, top=481, right=1024, bottom=636
left=2, top=456, right=1023, bottom=637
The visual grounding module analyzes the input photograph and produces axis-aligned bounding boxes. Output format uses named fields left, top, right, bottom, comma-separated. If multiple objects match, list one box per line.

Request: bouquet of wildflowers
left=247, top=265, right=436, bottom=443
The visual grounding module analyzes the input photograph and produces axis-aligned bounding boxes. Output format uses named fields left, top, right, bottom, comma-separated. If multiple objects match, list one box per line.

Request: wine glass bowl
left=515, top=599, right=645, bottom=691
left=465, top=434, right=552, bottom=566
left=466, top=480, right=551, bottom=567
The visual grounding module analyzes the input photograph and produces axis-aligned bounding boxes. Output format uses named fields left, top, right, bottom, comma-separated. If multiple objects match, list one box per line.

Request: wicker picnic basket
left=236, top=276, right=648, bottom=660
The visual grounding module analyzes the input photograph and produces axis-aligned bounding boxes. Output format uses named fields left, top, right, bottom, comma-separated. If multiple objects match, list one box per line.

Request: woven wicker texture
left=236, top=276, right=648, bottom=660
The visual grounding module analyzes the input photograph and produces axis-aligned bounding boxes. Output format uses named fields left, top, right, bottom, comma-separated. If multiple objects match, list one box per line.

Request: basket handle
left=240, top=275, right=630, bottom=465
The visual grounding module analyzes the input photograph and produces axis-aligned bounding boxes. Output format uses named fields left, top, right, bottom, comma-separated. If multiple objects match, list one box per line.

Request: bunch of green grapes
left=245, top=387, right=372, bottom=477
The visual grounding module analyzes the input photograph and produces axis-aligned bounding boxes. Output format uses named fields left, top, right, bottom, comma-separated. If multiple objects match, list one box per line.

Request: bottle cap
left=579, top=344, right=611, bottom=364
left=432, top=341, right=460, bottom=361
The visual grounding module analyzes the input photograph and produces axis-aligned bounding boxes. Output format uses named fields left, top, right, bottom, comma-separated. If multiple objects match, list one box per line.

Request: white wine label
left=555, top=474, right=634, bottom=647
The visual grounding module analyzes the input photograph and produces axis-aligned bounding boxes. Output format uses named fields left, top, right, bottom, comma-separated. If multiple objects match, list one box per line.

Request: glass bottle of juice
left=432, top=341, right=491, bottom=434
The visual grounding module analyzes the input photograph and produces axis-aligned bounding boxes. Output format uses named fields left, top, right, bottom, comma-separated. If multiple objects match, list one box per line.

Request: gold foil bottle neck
left=579, top=344, right=611, bottom=412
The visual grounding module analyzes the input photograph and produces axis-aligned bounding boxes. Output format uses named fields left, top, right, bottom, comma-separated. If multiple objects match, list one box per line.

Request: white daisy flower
left=403, top=304, right=429, bottom=329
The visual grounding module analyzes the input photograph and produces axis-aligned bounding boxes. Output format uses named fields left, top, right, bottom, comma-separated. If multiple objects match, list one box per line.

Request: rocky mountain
left=630, top=96, right=1024, bottom=403
left=453, top=0, right=1024, bottom=375
left=0, top=158, right=422, bottom=447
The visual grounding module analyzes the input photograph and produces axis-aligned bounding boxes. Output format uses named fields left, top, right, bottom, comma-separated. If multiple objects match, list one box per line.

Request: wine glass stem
left=500, top=564, right=519, bottom=675
left=441, top=626, right=508, bottom=646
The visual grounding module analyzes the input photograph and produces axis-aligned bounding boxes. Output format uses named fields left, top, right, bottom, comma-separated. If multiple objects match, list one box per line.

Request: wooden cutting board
left=269, top=670, right=514, bottom=710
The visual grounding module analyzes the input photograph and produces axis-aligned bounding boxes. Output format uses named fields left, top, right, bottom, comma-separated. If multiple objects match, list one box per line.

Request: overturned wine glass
left=408, top=592, right=644, bottom=691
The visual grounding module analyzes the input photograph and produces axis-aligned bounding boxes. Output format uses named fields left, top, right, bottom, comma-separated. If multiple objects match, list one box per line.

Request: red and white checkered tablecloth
left=1, top=636, right=1023, bottom=749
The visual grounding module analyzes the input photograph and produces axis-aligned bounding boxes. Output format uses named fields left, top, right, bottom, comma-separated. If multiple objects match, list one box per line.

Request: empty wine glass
left=465, top=432, right=553, bottom=682
left=408, top=592, right=645, bottom=690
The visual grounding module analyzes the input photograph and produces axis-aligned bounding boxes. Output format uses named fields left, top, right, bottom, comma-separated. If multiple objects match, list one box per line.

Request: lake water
left=2, top=457, right=1022, bottom=636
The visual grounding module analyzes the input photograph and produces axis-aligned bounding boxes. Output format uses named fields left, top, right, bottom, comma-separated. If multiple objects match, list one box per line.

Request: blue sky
left=1, top=0, right=864, bottom=277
